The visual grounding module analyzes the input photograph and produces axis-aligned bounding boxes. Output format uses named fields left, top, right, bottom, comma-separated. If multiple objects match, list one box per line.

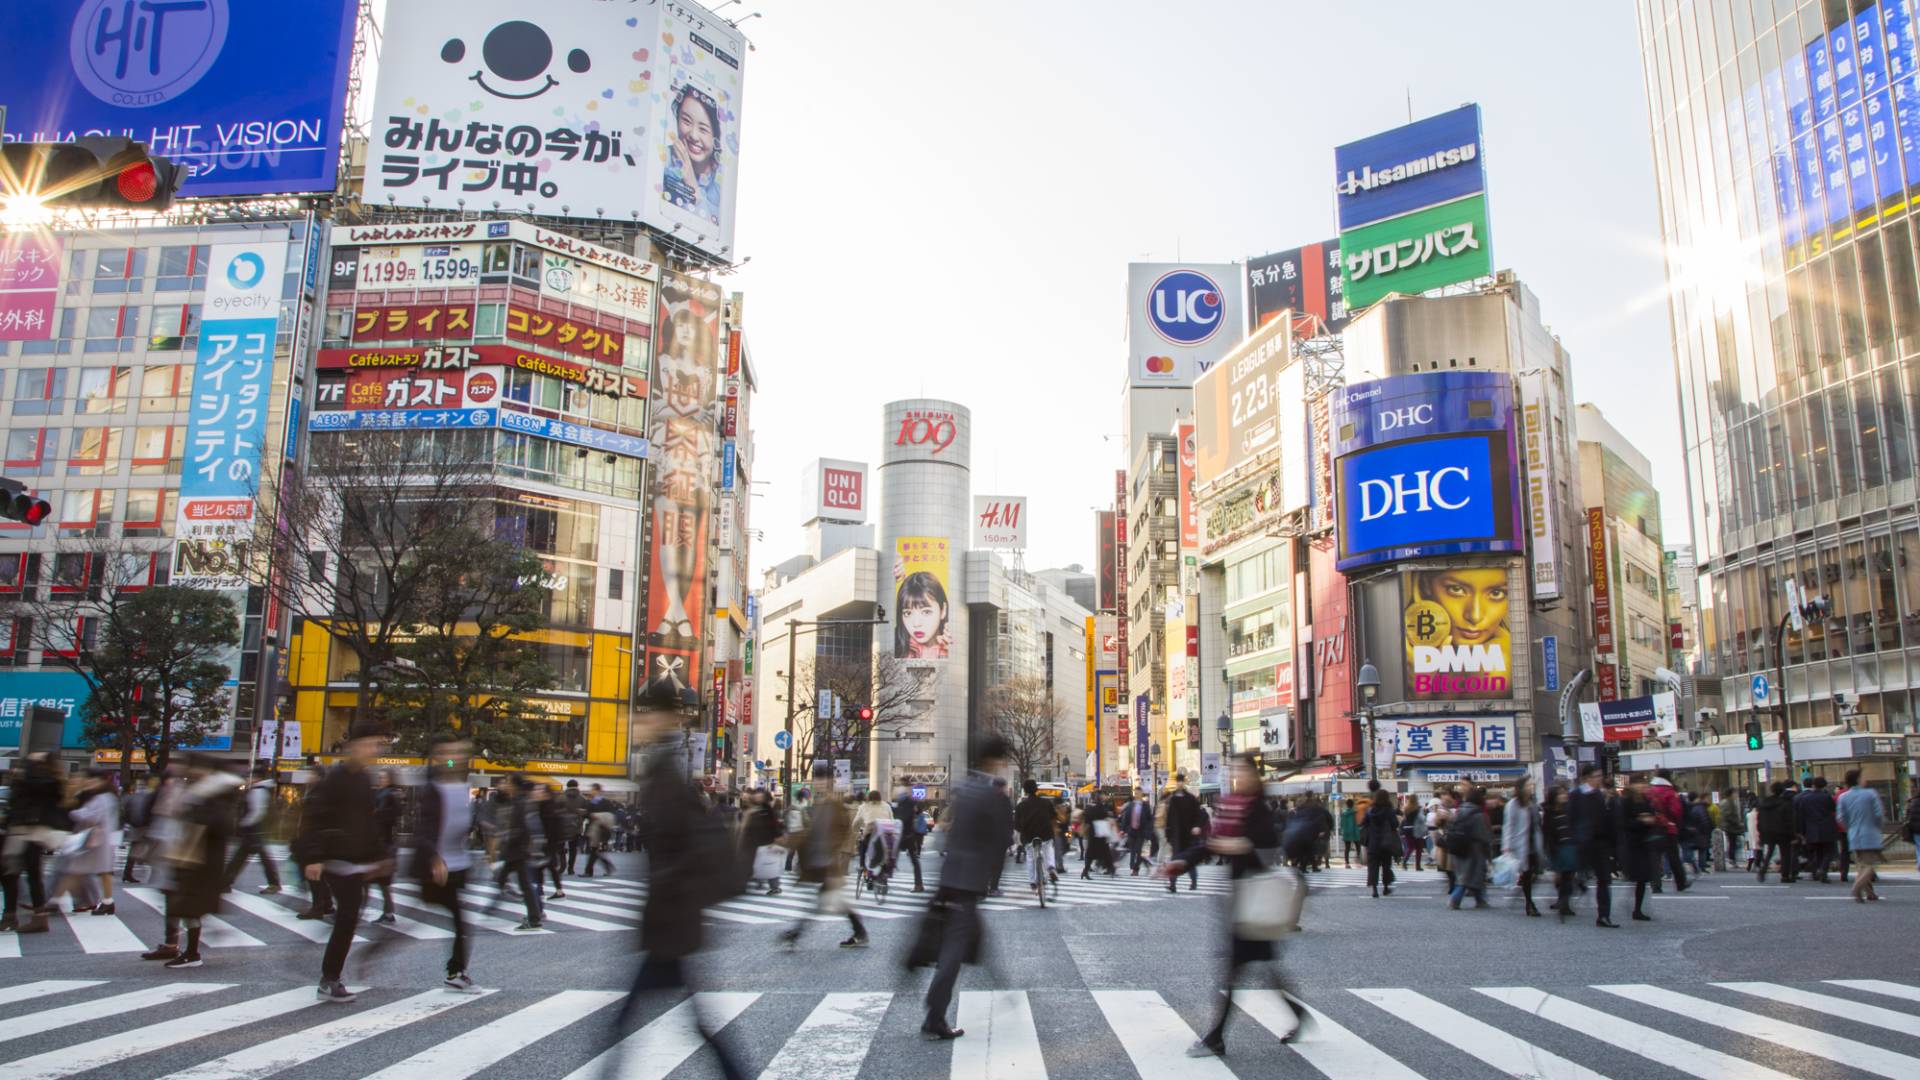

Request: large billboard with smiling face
left=1333, top=371, right=1522, bottom=572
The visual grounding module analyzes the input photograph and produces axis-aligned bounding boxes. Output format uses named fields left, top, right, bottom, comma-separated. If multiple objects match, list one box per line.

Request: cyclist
left=852, top=790, right=898, bottom=896
left=1015, top=779, right=1060, bottom=901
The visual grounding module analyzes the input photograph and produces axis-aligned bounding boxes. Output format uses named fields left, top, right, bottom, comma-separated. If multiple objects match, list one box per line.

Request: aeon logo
left=1146, top=269, right=1223, bottom=346
left=1357, top=466, right=1471, bottom=521
left=225, top=251, right=265, bottom=289
left=1376, top=403, right=1434, bottom=432
left=69, top=0, right=229, bottom=107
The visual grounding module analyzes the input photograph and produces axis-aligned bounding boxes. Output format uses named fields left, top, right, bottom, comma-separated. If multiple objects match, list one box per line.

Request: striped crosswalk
left=2, top=978, right=1919, bottom=1078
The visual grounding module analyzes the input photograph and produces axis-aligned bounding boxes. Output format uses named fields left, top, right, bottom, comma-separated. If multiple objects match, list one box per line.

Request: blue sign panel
left=0, top=670, right=94, bottom=749
left=773, top=730, right=791, bottom=750
left=496, top=410, right=649, bottom=459
left=1752, top=673, right=1771, bottom=702
left=1332, top=371, right=1523, bottom=572
left=1541, top=635, right=1560, bottom=693
left=310, top=407, right=495, bottom=432
left=0, top=1, right=358, bottom=197
left=722, top=440, right=737, bottom=492
left=1134, top=695, right=1150, bottom=777
left=1333, top=104, right=1486, bottom=231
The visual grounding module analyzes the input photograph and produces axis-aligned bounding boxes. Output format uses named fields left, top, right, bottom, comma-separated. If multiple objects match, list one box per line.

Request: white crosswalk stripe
left=122, top=888, right=267, bottom=949
left=0, top=978, right=1918, bottom=1077
left=57, top=904, right=144, bottom=953
left=219, top=891, right=370, bottom=945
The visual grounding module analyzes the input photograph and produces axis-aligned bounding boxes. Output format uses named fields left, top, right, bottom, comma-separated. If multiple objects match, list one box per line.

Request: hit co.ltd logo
left=1147, top=268, right=1224, bottom=346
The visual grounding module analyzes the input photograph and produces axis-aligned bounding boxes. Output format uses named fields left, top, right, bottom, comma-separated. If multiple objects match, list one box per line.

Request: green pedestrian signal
left=1744, top=720, right=1764, bottom=751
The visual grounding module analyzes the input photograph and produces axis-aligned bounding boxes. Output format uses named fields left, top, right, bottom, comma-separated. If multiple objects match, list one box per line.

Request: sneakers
left=140, top=943, right=181, bottom=961
left=317, top=981, right=357, bottom=1004
left=839, top=935, right=869, bottom=948
left=444, top=972, right=479, bottom=993
left=513, top=919, right=543, bottom=931
left=164, top=953, right=203, bottom=970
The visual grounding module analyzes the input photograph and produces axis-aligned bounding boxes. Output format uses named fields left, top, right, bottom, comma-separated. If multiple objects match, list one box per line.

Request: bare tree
left=256, top=429, right=496, bottom=736
left=984, top=675, right=1065, bottom=783
left=790, top=652, right=930, bottom=780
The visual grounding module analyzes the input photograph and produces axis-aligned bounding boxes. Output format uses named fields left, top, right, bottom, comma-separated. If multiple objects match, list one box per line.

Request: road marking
left=0, top=983, right=230, bottom=1047
left=953, top=990, right=1046, bottom=1079
left=1593, top=983, right=1920, bottom=1079
left=1352, top=988, right=1602, bottom=1079
left=219, top=891, right=369, bottom=945
left=558, top=992, right=758, bottom=1080
left=1235, top=990, right=1423, bottom=1079
left=1089, top=990, right=1234, bottom=1078
left=0, top=980, right=104, bottom=1008
left=379, top=884, right=553, bottom=935
left=449, top=881, right=641, bottom=928
left=122, top=887, right=265, bottom=948
left=58, top=904, right=145, bottom=952
left=1716, top=982, right=1920, bottom=1037
left=1826, top=979, right=1920, bottom=1003
left=760, top=992, right=892, bottom=1080
left=163, top=987, right=494, bottom=1079
left=0, top=933, right=21, bottom=959
left=392, top=881, right=632, bottom=932
left=361, top=989, right=626, bottom=1080
left=0, top=988, right=323, bottom=1080
left=1476, top=986, right=1795, bottom=1080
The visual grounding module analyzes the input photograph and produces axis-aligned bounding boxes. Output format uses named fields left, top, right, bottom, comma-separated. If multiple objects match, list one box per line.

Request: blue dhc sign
left=1334, top=104, right=1487, bottom=231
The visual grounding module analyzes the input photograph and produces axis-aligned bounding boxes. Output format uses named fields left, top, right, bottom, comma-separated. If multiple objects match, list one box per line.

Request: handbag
left=1491, top=853, right=1519, bottom=888
left=1093, top=819, right=1117, bottom=842
left=752, top=844, right=785, bottom=881
left=54, top=828, right=90, bottom=858
left=1231, top=867, right=1304, bottom=940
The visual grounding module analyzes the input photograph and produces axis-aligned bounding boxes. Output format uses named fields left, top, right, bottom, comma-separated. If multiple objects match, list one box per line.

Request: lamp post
left=1150, top=741, right=1162, bottom=806
left=1356, top=660, right=1381, bottom=783
left=1214, top=712, right=1232, bottom=788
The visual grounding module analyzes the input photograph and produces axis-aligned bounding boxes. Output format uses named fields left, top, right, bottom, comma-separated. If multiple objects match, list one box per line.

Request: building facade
left=1578, top=403, right=1672, bottom=700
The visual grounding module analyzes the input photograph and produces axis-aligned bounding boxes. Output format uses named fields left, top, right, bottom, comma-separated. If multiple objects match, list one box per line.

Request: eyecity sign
left=1333, top=371, right=1523, bottom=572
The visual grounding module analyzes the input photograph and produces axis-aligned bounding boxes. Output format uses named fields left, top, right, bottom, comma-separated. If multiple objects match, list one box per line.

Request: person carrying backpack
left=893, top=788, right=927, bottom=893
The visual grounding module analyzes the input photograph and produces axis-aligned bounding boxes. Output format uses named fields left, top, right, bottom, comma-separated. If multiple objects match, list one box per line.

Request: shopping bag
left=752, top=844, right=785, bottom=882
left=1491, top=853, right=1519, bottom=888
left=53, top=828, right=90, bottom=858
left=1232, top=866, right=1304, bottom=940
left=1093, top=819, right=1117, bottom=842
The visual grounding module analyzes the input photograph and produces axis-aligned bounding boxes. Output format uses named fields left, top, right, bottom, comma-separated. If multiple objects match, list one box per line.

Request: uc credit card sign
left=1334, top=371, right=1522, bottom=571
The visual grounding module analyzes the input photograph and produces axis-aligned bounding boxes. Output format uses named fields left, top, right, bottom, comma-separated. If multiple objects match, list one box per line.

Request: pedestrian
left=1445, top=787, right=1493, bottom=909
left=1645, top=769, right=1690, bottom=892
left=50, top=769, right=120, bottom=916
left=121, top=774, right=157, bottom=884
left=1619, top=776, right=1661, bottom=922
left=224, top=764, right=282, bottom=894
left=1151, top=793, right=1167, bottom=863
left=893, top=787, right=927, bottom=893
left=370, top=768, right=401, bottom=924
left=583, top=784, right=617, bottom=877
left=412, top=735, right=480, bottom=991
left=142, top=755, right=243, bottom=970
left=1400, top=794, right=1427, bottom=871
left=1168, top=753, right=1300, bottom=1059
left=853, top=789, right=893, bottom=873
left=1163, top=774, right=1204, bottom=893
left=1501, top=775, right=1547, bottom=917
left=1682, top=791, right=1713, bottom=876
left=1835, top=769, right=1886, bottom=903
left=1081, top=796, right=1118, bottom=877
left=740, top=788, right=785, bottom=895
left=1905, top=789, right=1920, bottom=873
left=783, top=788, right=810, bottom=872
left=488, top=776, right=547, bottom=930
left=295, top=722, right=394, bottom=1002
left=1121, top=790, right=1153, bottom=874
left=1429, top=792, right=1459, bottom=891
left=1290, top=793, right=1333, bottom=874
left=1541, top=786, right=1577, bottom=920
left=914, top=735, right=1014, bottom=1041
left=1708, top=794, right=1729, bottom=872
left=1793, top=775, right=1840, bottom=883
left=778, top=763, right=866, bottom=949
left=1014, top=779, right=1058, bottom=900
left=1361, top=788, right=1399, bottom=897
left=1338, top=797, right=1362, bottom=869
left=1756, top=780, right=1797, bottom=882
left=560, top=780, right=589, bottom=875
left=1569, top=767, right=1618, bottom=928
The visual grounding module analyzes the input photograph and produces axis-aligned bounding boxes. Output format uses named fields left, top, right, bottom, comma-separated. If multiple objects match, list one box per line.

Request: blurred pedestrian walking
left=223, top=764, right=281, bottom=894
left=413, top=736, right=480, bottom=992
left=778, top=762, right=865, bottom=949
left=1361, top=788, right=1400, bottom=898
left=51, top=769, right=119, bottom=915
left=295, top=723, right=394, bottom=1003
left=1836, top=769, right=1886, bottom=903
left=141, top=754, right=241, bottom=969
left=912, top=735, right=1013, bottom=1041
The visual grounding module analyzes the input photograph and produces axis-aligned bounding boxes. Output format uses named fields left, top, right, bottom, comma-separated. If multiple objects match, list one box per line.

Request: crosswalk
left=2, top=977, right=1919, bottom=1078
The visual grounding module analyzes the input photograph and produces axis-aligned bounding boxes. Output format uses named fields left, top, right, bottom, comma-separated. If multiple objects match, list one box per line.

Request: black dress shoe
left=1595, top=917, right=1620, bottom=928
left=1632, top=912, right=1653, bottom=921
left=921, top=1021, right=965, bottom=1040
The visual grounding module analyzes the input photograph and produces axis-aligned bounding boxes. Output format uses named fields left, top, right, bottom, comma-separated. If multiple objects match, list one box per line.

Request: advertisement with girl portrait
left=893, top=537, right=953, bottom=661
left=653, top=2, right=746, bottom=258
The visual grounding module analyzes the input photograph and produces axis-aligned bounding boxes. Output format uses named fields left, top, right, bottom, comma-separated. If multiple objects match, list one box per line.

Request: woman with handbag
left=1164, top=753, right=1301, bottom=1059
left=1445, top=787, right=1493, bottom=910
left=51, top=770, right=120, bottom=916
left=1500, top=776, right=1548, bottom=916
left=1362, top=790, right=1400, bottom=897
left=739, top=789, right=785, bottom=895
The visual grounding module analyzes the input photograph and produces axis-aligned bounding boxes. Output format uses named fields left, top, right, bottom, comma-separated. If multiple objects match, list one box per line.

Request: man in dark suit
left=920, top=735, right=1013, bottom=1042
left=1568, top=765, right=1619, bottom=928
left=412, top=735, right=477, bottom=992
left=1794, top=775, right=1840, bottom=883
left=1162, top=774, right=1203, bottom=893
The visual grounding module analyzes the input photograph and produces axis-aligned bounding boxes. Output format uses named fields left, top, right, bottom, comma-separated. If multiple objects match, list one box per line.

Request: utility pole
left=783, top=618, right=798, bottom=803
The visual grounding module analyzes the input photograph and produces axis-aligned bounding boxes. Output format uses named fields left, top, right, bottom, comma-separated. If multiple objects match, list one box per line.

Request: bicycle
left=1025, top=837, right=1057, bottom=907
left=855, top=824, right=899, bottom=906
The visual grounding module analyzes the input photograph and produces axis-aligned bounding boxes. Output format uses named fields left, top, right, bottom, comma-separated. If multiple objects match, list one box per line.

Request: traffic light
left=850, top=704, right=874, bottom=723
left=1744, top=719, right=1764, bottom=752
left=0, top=138, right=185, bottom=213
left=0, top=478, right=50, bottom=526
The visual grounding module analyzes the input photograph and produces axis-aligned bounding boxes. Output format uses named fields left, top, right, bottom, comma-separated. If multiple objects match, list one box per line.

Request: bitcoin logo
left=1403, top=600, right=1451, bottom=648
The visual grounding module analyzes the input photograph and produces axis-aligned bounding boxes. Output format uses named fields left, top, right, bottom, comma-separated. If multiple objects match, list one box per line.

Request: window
left=90, top=247, right=146, bottom=294
left=51, top=552, right=90, bottom=592
left=155, top=245, right=203, bottom=292
left=83, top=305, right=140, bottom=353
left=0, top=617, right=26, bottom=665
left=123, top=488, right=168, bottom=535
left=130, top=425, right=179, bottom=475
left=147, top=303, right=198, bottom=351
left=4, top=428, right=58, bottom=476
left=139, top=365, right=191, bottom=412
left=13, top=368, right=68, bottom=415
left=17, top=308, right=77, bottom=356
left=607, top=567, right=624, bottom=601
left=0, top=553, right=25, bottom=591
left=475, top=303, right=506, bottom=337
left=57, top=489, right=112, bottom=530
left=68, top=427, right=122, bottom=475
left=76, top=366, right=132, bottom=413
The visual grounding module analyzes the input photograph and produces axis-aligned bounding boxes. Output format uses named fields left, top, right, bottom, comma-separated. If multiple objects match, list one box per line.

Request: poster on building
left=1579, top=693, right=1678, bottom=743
left=1517, top=370, right=1561, bottom=600
left=642, top=270, right=722, bottom=692
left=173, top=239, right=289, bottom=589
left=1588, top=506, right=1615, bottom=660
left=1401, top=565, right=1516, bottom=702
left=1335, top=104, right=1491, bottom=311
left=972, top=496, right=1027, bottom=550
left=1247, top=239, right=1351, bottom=335
left=364, top=0, right=746, bottom=261
left=1097, top=510, right=1118, bottom=610
left=893, top=536, right=952, bottom=661
left=1127, top=262, right=1245, bottom=387
left=1114, top=469, right=1129, bottom=705
left=1175, top=423, right=1200, bottom=549
left=0, top=234, right=61, bottom=341
left=1393, top=716, right=1517, bottom=763
left=1192, top=318, right=1300, bottom=494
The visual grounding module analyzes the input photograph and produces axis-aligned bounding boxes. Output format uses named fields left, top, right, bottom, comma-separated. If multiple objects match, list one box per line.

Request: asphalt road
left=3, top=845, right=1918, bottom=1078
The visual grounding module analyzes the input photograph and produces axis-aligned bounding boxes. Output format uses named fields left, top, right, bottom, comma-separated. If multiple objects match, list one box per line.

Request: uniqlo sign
left=808, top=458, right=868, bottom=523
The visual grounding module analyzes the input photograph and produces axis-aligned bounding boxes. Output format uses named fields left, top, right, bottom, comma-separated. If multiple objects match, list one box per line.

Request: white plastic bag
left=1232, top=866, right=1305, bottom=940
left=752, top=844, right=785, bottom=882
left=1491, top=853, right=1519, bottom=889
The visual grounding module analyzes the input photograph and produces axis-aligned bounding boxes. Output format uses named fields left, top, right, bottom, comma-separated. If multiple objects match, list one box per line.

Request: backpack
left=1444, top=828, right=1473, bottom=856
left=913, top=811, right=930, bottom=836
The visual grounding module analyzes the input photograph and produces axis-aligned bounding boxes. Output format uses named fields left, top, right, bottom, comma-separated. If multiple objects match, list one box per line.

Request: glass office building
left=1637, top=0, right=1920, bottom=746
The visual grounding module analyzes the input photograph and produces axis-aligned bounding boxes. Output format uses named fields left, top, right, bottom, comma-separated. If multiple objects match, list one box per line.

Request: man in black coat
left=1568, top=765, right=1619, bottom=928
left=1794, top=775, right=1840, bottom=883
left=412, top=736, right=478, bottom=992
left=1756, top=780, right=1798, bottom=881
left=1162, top=774, right=1203, bottom=893
left=919, top=735, right=1013, bottom=1042
left=296, top=723, right=393, bottom=1003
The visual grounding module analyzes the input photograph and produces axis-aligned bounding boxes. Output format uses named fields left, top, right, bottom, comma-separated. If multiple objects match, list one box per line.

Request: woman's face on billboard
left=677, top=96, right=715, bottom=166
left=902, top=594, right=944, bottom=646
left=1429, top=568, right=1508, bottom=644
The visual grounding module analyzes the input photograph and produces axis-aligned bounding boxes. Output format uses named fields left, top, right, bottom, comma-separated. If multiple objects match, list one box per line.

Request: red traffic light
left=117, top=161, right=159, bottom=203
left=0, top=478, right=51, bottom=526
left=0, top=138, right=182, bottom=212
left=852, top=705, right=874, bottom=722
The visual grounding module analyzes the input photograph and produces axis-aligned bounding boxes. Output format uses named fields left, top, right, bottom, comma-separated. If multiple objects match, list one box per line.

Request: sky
left=718, top=1, right=1687, bottom=583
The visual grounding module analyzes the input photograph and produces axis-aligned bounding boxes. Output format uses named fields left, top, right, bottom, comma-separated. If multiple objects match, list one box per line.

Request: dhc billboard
left=1334, top=371, right=1522, bottom=571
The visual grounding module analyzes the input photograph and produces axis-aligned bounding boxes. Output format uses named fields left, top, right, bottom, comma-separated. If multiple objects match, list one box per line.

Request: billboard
left=0, top=235, right=62, bottom=341
left=1334, top=105, right=1491, bottom=311
left=1333, top=371, right=1522, bottom=572
left=1175, top=424, right=1199, bottom=550
left=643, top=270, right=722, bottom=692
left=893, top=536, right=952, bottom=660
left=0, top=1, right=357, bottom=196
left=1392, top=716, right=1518, bottom=763
left=1096, top=510, right=1117, bottom=610
left=1401, top=567, right=1514, bottom=701
left=885, top=403, right=968, bottom=465
left=1309, top=540, right=1355, bottom=758
left=1516, top=370, right=1562, bottom=600
left=1192, top=317, right=1292, bottom=489
left=804, top=458, right=867, bottom=523
left=365, top=0, right=746, bottom=260
left=173, top=238, right=289, bottom=588
left=1127, top=262, right=1245, bottom=387
left=1247, top=240, right=1351, bottom=335
left=0, top=670, right=93, bottom=750
left=1579, top=693, right=1679, bottom=743
left=972, top=496, right=1027, bottom=550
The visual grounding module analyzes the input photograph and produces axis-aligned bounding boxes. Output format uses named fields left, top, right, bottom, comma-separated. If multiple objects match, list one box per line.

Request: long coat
left=1500, top=799, right=1547, bottom=873
left=166, top=773, right=241, bottom=920
left=637, top=749, right=709, bottom=960
left=1450, top=802, right=1493, bottom=891
left=1616, top=794, right=1659, bottom=884
left=63, top=791, right=120, bottom=876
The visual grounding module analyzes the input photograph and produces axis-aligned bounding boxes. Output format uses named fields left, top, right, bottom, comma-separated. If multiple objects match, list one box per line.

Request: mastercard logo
left=1145, top=356, right=1176, bottom=375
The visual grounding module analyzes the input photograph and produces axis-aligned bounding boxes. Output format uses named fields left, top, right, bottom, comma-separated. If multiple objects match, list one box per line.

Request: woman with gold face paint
left=1404, top=567, right=1513, bottom=699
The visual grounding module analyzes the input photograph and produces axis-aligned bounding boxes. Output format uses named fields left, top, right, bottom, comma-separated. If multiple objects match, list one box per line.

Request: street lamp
left=1150, top=741, right=1162, bottom=803
left=1356, top=660, right=1381, bottom=782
